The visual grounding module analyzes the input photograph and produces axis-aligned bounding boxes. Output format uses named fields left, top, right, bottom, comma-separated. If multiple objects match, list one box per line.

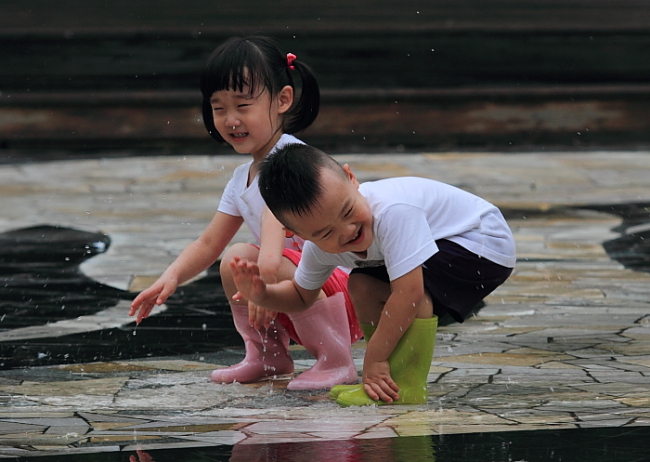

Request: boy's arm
left=230, top=256, right=320, bottom=313
left=362, top=266, right=430, bottom=403
left=129, top=212, right=242, bottom=323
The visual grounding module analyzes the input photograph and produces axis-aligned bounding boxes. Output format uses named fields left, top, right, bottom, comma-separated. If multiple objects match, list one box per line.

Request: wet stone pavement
left=0, top=151, right=649, bottom=458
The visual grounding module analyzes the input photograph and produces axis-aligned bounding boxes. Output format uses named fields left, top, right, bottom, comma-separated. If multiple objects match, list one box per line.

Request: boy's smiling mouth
left=347, top=226, right=364, bottom=246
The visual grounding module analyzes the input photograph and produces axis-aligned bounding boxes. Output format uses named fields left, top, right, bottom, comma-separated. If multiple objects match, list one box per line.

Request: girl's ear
left=277, top=85, right=294, bottom=114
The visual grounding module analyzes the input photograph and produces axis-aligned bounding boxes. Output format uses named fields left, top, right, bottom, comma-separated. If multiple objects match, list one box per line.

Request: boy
left=230, top=144, right=516, bottom=406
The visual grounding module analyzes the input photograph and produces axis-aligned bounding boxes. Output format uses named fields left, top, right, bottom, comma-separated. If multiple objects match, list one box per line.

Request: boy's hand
left=248, top=301, right=277, bottom=330
left=362, top=360, right=400, bottom=403
left=230, top=256, right=268, bottom=305
left=128, top=277, right=178, bottom=324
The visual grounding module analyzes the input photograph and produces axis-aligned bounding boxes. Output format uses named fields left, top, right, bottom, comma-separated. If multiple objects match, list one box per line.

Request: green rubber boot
left=335, top=316, right=437, bottom=407
left=328, top=323, right=376, bottom=400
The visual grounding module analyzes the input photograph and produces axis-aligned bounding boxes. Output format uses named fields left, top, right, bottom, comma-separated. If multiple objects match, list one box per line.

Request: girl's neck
left=248, top=131, right=284, bottom=185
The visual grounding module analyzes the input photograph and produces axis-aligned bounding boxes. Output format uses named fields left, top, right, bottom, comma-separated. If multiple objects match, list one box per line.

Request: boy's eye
left=344, top=207, right=353, bottom=217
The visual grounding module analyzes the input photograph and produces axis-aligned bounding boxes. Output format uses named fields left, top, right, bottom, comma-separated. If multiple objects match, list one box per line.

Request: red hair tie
left=286, top=53, right=296, bottom=70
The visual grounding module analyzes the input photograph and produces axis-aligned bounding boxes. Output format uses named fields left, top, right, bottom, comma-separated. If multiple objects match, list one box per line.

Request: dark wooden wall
left=2, top=0, right=650, bottom=152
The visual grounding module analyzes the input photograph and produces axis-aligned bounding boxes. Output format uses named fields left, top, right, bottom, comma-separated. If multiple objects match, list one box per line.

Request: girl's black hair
left=259, top=143, right=343, bottom=222
left=200, top=36, right=320, bottom=144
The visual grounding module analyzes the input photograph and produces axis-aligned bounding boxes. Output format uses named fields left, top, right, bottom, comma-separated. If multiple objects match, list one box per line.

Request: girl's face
left=209, top=84, right=293, bottom=159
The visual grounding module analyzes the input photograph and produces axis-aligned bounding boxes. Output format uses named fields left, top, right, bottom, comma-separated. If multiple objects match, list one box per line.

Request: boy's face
left=282, top=165, right=374, bottom=255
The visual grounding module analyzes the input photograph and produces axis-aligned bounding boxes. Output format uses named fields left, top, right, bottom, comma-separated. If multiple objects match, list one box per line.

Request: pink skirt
left=276, top=248, right=362, bottom=345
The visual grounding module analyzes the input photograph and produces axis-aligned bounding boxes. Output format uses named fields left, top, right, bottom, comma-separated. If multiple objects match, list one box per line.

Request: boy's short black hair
left=259, top=143, right=344, bottom=222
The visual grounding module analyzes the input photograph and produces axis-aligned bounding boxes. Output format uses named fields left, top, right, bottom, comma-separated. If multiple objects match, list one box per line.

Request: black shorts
left=349, top=239, right=513, bottom=323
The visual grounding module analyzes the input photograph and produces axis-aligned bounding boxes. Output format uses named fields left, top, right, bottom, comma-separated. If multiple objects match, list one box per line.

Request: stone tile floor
left=0, top=151, right=649, bottom=457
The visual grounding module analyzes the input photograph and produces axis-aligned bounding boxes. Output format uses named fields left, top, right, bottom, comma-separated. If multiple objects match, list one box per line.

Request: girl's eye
left=238, top=104, right=251, bottom=108
left=212, top=107, right=224, bottom=112
left=344, top=207, right=353, bottom=217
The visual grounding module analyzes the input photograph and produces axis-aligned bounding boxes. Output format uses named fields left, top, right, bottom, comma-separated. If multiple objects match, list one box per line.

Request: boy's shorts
left=273, top=247, right=362, bottom=345
left=350, top=239, right=513, bottom=323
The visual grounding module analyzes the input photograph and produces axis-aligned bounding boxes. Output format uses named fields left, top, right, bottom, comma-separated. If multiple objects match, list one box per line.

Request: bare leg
left=347, top=272, right=433, bottom=324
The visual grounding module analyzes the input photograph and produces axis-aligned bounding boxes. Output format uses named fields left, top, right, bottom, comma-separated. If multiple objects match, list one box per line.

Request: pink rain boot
left=210, top=303, right=294, bottom=383
left=286, top=292, right=358, bottom=390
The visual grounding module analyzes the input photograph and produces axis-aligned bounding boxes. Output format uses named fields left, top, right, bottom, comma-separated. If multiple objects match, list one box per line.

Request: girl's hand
left=129, top=450, right=154, bottom=462
left=248, top=301, right=277, bottom=330
left=362, top=360, right=400, bottom=403
left=230, top=256, right=268, bottom=305
left=128, top=276, right=178, bottom=324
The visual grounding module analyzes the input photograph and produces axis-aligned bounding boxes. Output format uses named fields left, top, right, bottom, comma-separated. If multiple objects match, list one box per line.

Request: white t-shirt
left=217, top=133, right=306, bottom=250
left=294, top=176, right=516, bottom=290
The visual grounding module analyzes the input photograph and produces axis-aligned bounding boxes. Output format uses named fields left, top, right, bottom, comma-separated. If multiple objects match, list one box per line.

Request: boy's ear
left=342, top=164, right=359, bottom=187
left=277, top=85, right=294, bottom=114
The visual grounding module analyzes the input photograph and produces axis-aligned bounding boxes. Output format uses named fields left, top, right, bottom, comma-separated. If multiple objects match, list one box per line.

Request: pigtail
left=284, top=59, right=320, bottom=134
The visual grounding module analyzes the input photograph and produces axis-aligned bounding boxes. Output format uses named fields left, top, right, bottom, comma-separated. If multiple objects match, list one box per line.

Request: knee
left=219, top=243, right=258, bottom=284
left=347, top=273, right=376, bottom=304
left=348, top=272, right=391, bottom=303
left=347, top=273, right=364, bottom=300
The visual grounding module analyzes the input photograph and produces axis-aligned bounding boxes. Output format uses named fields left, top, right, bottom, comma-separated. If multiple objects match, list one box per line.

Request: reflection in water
left=231, top=436, right=434, bottom=462
left=121, top=426, right=650, bottom=462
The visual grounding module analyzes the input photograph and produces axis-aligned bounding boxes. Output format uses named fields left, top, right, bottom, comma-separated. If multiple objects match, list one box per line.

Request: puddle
left=588, top=202, right=650, bottom=273
left=0, top=225, right=237, bottom=369
left=13, top=426, right=650, bottom=461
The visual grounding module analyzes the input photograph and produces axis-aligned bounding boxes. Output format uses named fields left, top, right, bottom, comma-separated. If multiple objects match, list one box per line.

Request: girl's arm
left=257, top=206, right=286, bottom=282
left=362, top=266, right=431, bottom=403
left=249, top=206, right=287, bottom=328
left=129, top=211, right=243, bottom=323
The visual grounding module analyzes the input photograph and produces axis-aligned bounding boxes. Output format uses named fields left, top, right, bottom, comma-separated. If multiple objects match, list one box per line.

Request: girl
left=129, top=36, right=361, bottom=390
